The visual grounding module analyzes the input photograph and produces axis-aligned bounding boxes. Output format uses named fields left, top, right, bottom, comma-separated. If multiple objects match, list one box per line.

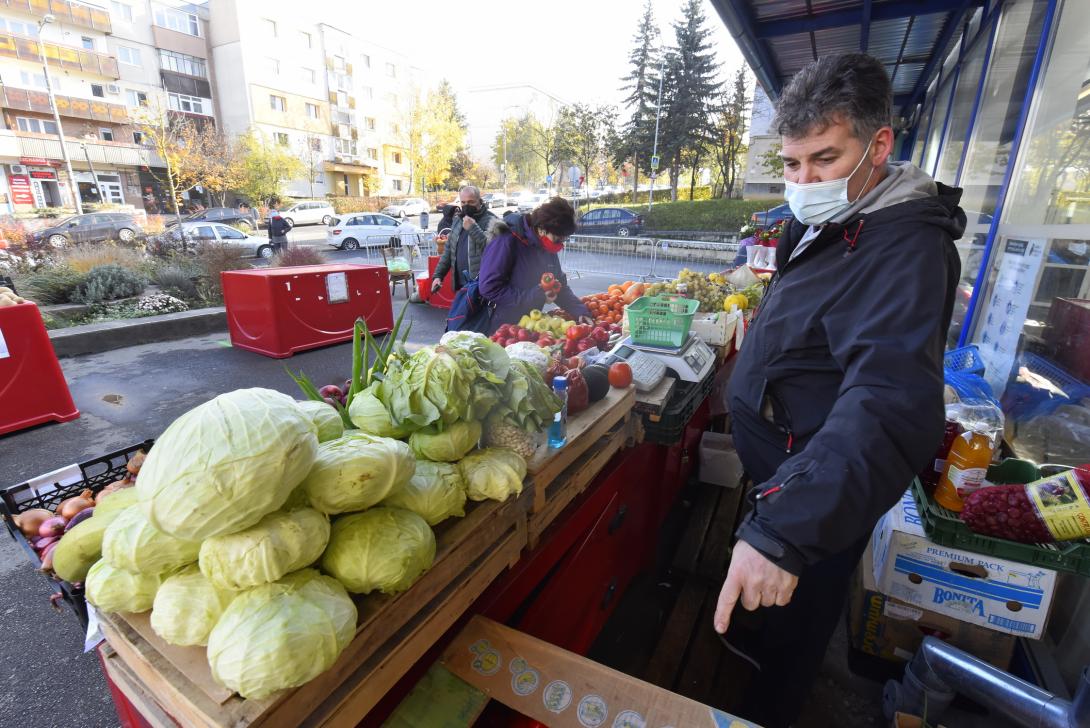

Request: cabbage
left=297, top=400, right=345, bottom=442
left=494, top=360, right=562, bottom=432
left=409, top=420, right=481, bottom=462
left=199, top=508, right=330, bottom=590
left=151, top=565, right=236, bottom=646
left=459, top=448, right=527, bottom=502
left=348, top=384, right=413, bottom=438
left=52, top=490, right=141, bottom=583
left=102, top=506, right=200, bottom=575
left=137, top=388, right=319, bottom=540
left=301, top=433, right=415, bottom=514
left=504, top=342, right=550, bottom=376
left=382, top=461, right=466, bottom=525
left=207, top=569, right=356, bottom=699
left=85, top=559, right=162, bottom=613
left=321, top=508, right=435, bottom=594
left=440, top=331, right=511, bottom=381
left=378, top=347, right=479, bottom=429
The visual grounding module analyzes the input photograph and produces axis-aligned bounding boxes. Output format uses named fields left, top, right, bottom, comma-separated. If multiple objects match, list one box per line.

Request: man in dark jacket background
left=715, top=54, right=964, bottom=728
left=431, top=185, right=497, bottom=294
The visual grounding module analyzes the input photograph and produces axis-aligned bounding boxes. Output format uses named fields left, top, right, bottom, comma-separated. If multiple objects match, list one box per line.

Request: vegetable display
left=960, top=467, right=1090, bottom=543
left=460, top=448, right=528, bottom=502
left=348, top=385, right=413, bottom=439
left=101, top=506, right=201, bottom=575
left=482, top=414, right=539, bottom=460
left=301, top=432, right=415, bottom=515
left=296, top=400, right=345, bottom=443
left=382, top=460, right=466, bottom=526
left=137, top=388, right=319, bottom=541
left=409, top=420, right=482, bottom=463
left=51, top=489, right=141, bottom=583
left=198, top=508, right=331, bottom=590
left=151, top=565, right=237, bottom=647
left=378, top=347, right=478, bottom=430
left=85, top=559, right=163, bottom=613
left=321, top=508, right=436, bottom=594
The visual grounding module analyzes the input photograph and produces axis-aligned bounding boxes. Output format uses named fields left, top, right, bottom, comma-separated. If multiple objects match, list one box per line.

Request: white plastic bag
left=747, top=244, right=777, bottom=272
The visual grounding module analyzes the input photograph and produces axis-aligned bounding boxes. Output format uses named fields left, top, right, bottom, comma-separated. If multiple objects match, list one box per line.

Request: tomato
left=608, top=362, right=633, bottom=388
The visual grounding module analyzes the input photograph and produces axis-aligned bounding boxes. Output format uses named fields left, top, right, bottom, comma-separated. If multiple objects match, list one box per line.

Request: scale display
left=606, top=334, right=715, bottom=384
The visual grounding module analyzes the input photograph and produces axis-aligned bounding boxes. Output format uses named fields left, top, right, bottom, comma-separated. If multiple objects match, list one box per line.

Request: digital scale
left=600, top=333, right=716, bottom=391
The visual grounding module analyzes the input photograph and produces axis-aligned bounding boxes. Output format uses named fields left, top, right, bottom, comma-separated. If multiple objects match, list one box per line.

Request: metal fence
left=560, top=234, right=740, bottom=282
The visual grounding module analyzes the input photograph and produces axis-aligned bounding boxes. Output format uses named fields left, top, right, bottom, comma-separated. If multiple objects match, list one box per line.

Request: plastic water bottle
left=548, top=376, right=568, bottom=449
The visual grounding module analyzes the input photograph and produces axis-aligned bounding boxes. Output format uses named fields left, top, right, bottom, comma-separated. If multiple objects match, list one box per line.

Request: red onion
left=39, top=542, right=58, bottom=572
left=33, top=535, right=60, bottom=551
left=13, top=509, right=52, bottom=538
left=65, top=507, right=95, bottom=531
left=38, top=516, right=67, bottom=539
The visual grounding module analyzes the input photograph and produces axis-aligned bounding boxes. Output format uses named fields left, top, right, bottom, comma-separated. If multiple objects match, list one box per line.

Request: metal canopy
left=710, top=0, right=986, bottom=120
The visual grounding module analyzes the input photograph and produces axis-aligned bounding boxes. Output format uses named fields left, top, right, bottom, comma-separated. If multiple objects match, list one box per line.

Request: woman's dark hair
left=529, top=197, right=577, bottom=238
left=774, top=53, right=891, bottom=141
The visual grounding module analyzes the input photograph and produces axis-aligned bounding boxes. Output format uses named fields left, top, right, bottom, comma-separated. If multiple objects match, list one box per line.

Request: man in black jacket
left=715, top=54, right=964, bottom=727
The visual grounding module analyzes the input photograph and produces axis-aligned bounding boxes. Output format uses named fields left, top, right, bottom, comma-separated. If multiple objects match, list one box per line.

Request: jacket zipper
left=756, top=469, right=806, bottom=501
left=763, top=383, right=795, bottom=454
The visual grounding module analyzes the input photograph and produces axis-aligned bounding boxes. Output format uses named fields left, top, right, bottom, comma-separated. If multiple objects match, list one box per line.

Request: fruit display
left=585, top=273, right=765, bottom=319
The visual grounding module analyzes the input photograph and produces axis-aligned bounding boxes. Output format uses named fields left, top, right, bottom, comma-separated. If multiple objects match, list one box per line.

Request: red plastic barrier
left=0, top=303, right=78, bottom=436
left=427, top=256, right=455, bottom=310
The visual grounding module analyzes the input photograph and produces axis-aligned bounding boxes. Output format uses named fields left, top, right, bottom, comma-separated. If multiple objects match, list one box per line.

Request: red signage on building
left=29, top=170, right=57, bottom=180
left=19, top=157, right=54, bottom=167
left=8, top=175, right=34, bottom=206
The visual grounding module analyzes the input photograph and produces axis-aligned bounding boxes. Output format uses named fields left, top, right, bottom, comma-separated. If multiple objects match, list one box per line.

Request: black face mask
left=461, top=204, right=478, bottom=217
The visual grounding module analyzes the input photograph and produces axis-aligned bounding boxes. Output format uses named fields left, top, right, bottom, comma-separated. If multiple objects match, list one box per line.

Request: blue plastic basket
left=944, top=345, right=986, bottom=377
left=944, top=370, right=998, bottom=405
left=1002, top=352, right=1090, bottom=421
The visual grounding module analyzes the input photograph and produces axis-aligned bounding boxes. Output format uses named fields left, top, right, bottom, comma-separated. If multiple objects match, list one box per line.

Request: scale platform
left=604, top=333, right=716, bottom=386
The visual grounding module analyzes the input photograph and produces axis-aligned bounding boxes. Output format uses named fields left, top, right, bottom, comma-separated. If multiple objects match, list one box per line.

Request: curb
left=49, top=307, right=227, bottom=358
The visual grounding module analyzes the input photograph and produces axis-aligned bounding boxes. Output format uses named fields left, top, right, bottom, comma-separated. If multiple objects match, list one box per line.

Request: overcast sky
left=330, top=0, right=745, bottom=109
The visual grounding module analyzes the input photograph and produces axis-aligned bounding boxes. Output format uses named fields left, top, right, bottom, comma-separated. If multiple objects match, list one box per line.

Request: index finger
left=714, top=567, right=742, bottom=634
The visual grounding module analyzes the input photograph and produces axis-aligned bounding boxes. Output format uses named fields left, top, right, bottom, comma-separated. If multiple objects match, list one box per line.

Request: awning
left=324, top=160, right=378, bottom=174
left=710, top=0, right=985, bottom=118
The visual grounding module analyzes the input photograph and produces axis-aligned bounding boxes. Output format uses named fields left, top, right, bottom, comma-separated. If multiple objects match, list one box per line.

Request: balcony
left=16, top=134, right=162, bottom=167
left=2, top=85, right=128, bottom=123
left=0, top=0, right=112, bottom=33
left=0, top=32, right=119, bottom=78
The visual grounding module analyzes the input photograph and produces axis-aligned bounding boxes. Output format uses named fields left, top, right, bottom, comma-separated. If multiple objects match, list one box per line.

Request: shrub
left=135, top=293, right=189, bottom=315
left=23, top=266, right=88, bottom=304
left=271, top=246, right=325, bottom=267
left=152, top=263, right=202, bottom=301
left=63, top=244, right=145, bottom=274
left=70, top=264, right=147, bottom=304
left=194, top=243, right=250, bottom=304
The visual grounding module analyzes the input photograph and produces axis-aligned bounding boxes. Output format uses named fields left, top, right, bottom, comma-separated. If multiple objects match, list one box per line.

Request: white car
left=381, top=198, right=429, bottom=219
left=280, top=200, right=335, bottom=228
left=482, top=192, right=510, bottom=209
left=159, top=222, right=276, bottom=258
left=327, top=212, right=420, bottom=250
left=517, top=194, right=547, bottom=213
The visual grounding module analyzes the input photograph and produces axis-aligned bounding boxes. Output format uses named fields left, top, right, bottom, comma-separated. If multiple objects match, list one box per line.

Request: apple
left=538, top=335, right=555, bottom=347
left=517, top=329, right=533, bottom=342
left=504, top=337, right=518, bottom=347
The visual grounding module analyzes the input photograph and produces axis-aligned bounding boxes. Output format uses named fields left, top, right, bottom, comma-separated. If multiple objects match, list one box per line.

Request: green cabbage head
left=199, top=508, right=330, bottom=590
left=206, top=569, right=356, bottom=699
left=301, top=432, right=415, bottom=514
left=408, top=419, right=481, bottom=462
left=348, top=384, right=414, bottom=439
left=321, top=507, right=435, bottom=594
left=102, top=506, right=201, bottom=575
left=85, top=559, right=163, bottom=613
left=296, top=400, right=345, bottom=442
left=151, top=565, right=237, bottom=646
left=459, top=448, right=527, bottom=502
left=137, top=388, right=319, bottom=540
left=52, top=489, right=141, bottom=583
left=382, top=460, right=466, bottom=525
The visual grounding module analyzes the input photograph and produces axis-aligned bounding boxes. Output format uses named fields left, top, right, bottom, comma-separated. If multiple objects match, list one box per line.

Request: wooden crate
left=99, top=490, right=530, bottom=728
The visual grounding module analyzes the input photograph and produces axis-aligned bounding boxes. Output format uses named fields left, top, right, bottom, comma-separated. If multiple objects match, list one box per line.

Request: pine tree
left=611, top=0, right=661, bottom=198
left=659, top=0, right=722, bottom=199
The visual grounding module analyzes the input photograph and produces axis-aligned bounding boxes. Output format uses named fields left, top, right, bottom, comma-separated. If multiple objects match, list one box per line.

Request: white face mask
left=783, top=139, right=875, bottom=225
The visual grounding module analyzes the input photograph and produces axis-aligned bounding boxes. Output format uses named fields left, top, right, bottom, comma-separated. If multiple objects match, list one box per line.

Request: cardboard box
left=849, top=562, right=1015, bottom=670
left=699, top=432, right=743, bottom=488
left=689, top=311, right=740, bottom=346
left=871, top=489, right=1058, bottom=639
left=441, top=615, right=757, bottom=728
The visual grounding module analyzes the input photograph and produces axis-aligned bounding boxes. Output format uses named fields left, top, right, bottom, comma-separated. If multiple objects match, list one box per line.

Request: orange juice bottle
left=934, top=430, right=995, bottom=511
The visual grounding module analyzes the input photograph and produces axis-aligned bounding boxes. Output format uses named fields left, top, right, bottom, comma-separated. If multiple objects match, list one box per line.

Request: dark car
left=750, top=202, right=793, bottom=228
left=30, top=213, right=144, bottom=247
left=576, top=207, right=644, bottom=237
left=182, top=207, right=259, bottom=231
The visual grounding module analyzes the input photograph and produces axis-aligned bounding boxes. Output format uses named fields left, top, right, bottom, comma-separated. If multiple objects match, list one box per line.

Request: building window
left=385, top=62, right=396, bottom=78
left=16, top=117, right=58, bottom=134
left=299, top=31, right=311, bottom=48
left=168, top=92, right=206, bottom=114
left=365, top=117, right=376, bottom=131
left=305, top=103, right=319, bottom=119
left=125, top=89, right=148, bottom=107
left=99, top=128, right=114, bottom=142
left=301, top=67, right=316, bottom=84
left=361, top=54, right=370, bottom=68
left=310, top=137, right=322, bottom=152
left=111, top=1, right=133, bottom=22
left=332, top=109, right=351, bottom=125
left=263, top=18, right=277, bottom=38
left=390, top=122, right=400, bottom=135
left=275, top=132, right=289, bottom=146
left=19, top=70, right=47, bottom=89
left=91, top=84, right=105, bottom=98
left=335, top=138, right=356, bottom=155
left=332, top=55, right=345, bottom=72
left=159, top=50, right=207, bottom=78
left=81, top=36, right=94, bottom=50
left=132, top=130, right=144, bottom=144
left=361, top=86, right=373, bottom=100
left=154, top=8, right=199, bottom=36
left=392, top=151, right=402, bottom=164
left=265, top=57, right=280, bottom=76
left=367, top=147, right=378, bottom=160
left=118, top=45, right=141, bottom=66
left=392, top=179, right=403, bottom=192
left=1, top=18, right=40, bottom=37
left=269, top=95, right=286, bottom=112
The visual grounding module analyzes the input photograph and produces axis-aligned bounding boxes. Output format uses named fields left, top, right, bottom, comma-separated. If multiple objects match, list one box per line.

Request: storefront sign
left=973, top=238, right=1046, bottom=397
left=29, top=170, right=57, bottom=180
left=8, top=175, right=33, bottom=206
left=19, top=157, right=53, bottom=167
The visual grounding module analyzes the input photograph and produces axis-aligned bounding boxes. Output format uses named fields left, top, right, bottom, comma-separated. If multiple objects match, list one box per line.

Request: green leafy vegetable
left=297, top=400, right=345, bottom=442
left=301, top=432, right=415, bottom=514
left=459, top=447, right=528, bottom=502
left=199, top=508, right=331, bottom=590
left=382, top=461, right=466, bottom=525
left=378, top=347, right=479, bottom=429
left=101, top=506, right=201, bottom=575
left=494, top=360, right=563, bottom=432
left=409, top=420, right=482, bottom=463
left=151, top=565, right=237, bottom=646
left=348, top=383, right=414, bottom=438
left=321, top=507, right=436, bottom=594
left=85, top=559, right=163, bottom=613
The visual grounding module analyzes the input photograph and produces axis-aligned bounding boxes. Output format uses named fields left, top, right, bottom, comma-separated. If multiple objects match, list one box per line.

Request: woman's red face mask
left=539, top=233, right=566, bottom=253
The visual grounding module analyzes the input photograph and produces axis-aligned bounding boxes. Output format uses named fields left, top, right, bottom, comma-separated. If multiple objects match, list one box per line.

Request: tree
left=524, top=113, right=562, bottom=193
left=492, top=114, right=546, bottom=188
left=709, top=67, right=750, bottom=198
left=760, top=143, right=785, bottom=178
left=133, top=104, right=215, bottom=224
left=556, top=104, right=616, bottom=196
left=659, top=0, right=722, bottom=199
left=199, top=129, right=244, bottom=207
left=298, top=135, right=325, bottom=199
left=406, top=81, right=467, bottom=194
left=234, top=129, right=305, bottom=207
left=612, top=0, right=662, bottom=198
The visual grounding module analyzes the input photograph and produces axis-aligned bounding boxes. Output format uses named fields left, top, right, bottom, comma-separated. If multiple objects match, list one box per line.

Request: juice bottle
left=934, top=431, right=995, bottom=511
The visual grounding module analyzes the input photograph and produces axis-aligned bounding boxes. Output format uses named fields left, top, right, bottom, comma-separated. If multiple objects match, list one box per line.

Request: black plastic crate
left=1, top=440, right=153, bottom=625
left=643, top=371, right=715, bottom=445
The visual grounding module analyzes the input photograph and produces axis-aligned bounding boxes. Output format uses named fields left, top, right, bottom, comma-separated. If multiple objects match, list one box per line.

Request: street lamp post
left=79, top=140, right=99, bottom=203
left=648, top=59, right=666, bottom=212
left=37, top=14, right=82, bottom=215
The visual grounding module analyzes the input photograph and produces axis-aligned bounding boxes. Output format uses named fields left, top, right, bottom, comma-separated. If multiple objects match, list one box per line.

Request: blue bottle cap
left=552, top=375, right=568, bottom=391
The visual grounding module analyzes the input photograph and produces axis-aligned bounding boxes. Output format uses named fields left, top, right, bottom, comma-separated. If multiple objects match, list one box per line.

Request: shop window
left=934, top=29, right=990, bottom=185
left=921, top=77, right=955, bottom=177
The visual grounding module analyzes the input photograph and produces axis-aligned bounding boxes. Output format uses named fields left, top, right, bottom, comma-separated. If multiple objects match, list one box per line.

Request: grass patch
left=587, top=198, right=772, bottom=233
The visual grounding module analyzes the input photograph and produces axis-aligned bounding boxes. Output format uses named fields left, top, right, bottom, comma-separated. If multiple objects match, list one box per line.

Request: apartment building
left=209, top=0, right=424, bottom=201
left=0, top=0, right=217, bottom=214
left=741, top=85, right=782, bottom=200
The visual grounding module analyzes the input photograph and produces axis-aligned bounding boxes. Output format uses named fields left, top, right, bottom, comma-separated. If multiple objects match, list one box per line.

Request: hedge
left=580, top=198, right=772, bottom=233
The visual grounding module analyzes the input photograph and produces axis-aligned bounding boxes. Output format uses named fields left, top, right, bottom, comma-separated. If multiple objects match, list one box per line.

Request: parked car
left=327, top=213, right=419, bottom=250
left=750, top=202, right=793, bottom=228
left=280, top=200, right=335, bottom=228
left=517, top=194, right=548, bottom=213
left=576, top=207, right=644, bottom=237
left=153, top=222, right=276, bottom=258
left=435, top=197, right=459, bottom=212
left=381, top=198, right=429, bottom=219
left=182, top=207, right=259, bottom=231
left=482, top=193, right=510, bottom=209
left=30, top=213, right=143, bottom=247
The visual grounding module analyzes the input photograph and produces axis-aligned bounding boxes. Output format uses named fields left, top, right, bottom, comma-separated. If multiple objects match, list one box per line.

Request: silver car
left=175, top=222, right=276, bottom=258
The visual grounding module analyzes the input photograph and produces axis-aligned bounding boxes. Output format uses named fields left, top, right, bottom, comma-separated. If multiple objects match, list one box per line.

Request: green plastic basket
left=626, top=295, right=699, bottom=348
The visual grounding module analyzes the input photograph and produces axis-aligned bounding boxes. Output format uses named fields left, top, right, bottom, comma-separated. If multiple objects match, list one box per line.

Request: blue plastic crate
left=944, top=345, right=986, bottom=376
left=1002, top=352, right=1090, bottom=421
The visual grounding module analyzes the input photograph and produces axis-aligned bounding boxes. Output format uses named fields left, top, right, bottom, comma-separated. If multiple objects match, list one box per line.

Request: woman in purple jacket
left=478, top=198, right=592, bottom=335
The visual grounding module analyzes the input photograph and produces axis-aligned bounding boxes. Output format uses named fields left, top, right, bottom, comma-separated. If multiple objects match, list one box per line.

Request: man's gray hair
left=459, top=184, right=482, bottom=201
left=774, top=53, right=892, bottom=141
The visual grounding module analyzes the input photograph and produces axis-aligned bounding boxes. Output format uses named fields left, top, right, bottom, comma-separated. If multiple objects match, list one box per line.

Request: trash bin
left=0, top=302, right=79, bottom=435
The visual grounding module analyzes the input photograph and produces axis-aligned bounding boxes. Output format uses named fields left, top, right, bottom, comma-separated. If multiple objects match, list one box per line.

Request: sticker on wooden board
left=612, top=709, right=646, bottom=727
left=468, top=639, right=502, bottom=676
left=543, top=679, right=573, bottom=713
left=511, top=666, right=540, bottom=696
left=577, top=694, right=609, bottom=727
